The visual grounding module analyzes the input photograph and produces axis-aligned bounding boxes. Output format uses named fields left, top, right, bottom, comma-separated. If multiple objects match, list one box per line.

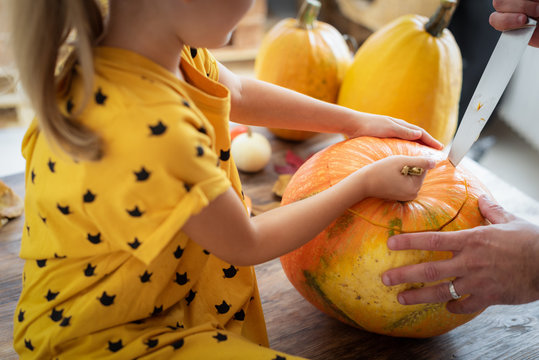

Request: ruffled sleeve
left=21, top=119, right=39, bottom=184
left=181, top=46, right=220, bottom=81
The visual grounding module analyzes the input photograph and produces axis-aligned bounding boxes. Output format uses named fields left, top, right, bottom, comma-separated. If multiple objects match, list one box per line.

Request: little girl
left=11, top=0, right=440, bottom=358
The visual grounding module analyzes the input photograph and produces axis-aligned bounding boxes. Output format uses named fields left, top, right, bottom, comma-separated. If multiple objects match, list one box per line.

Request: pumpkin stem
left=425, top=0, right=459, bottom=37
left=297, top=0, right=321, bottom=30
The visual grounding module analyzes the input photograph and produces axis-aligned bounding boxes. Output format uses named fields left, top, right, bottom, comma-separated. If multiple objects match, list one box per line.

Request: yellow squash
left=255, top=0, right=352, bottom=141
left=338, top=0, right=462, bottom=145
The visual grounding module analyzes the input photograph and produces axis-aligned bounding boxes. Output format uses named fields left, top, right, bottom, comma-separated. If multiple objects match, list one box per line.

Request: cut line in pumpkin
left=346, top=179, right=469, bottom=234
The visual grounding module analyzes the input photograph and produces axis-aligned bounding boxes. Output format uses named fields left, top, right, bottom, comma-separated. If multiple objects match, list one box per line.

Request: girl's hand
left=489, top=0, right=539, bottom=47
left=359, top=156, right=437, bottom=201
left=344, top=113, right=444, bottom=151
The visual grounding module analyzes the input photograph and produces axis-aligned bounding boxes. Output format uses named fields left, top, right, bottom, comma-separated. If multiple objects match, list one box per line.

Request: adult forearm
left=230, top=76, right=359, bottom=135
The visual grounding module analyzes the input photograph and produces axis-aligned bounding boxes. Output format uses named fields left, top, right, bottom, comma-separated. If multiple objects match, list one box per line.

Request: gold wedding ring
left=401, top=165, right=424, bottom=176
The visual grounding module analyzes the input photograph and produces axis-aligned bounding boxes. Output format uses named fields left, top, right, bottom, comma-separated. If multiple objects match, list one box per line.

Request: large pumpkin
left=255, top=0, right=352, bottom=141
left=280, top=136, right=490, bottom=338
left=337, top=0, right=462, bottom=145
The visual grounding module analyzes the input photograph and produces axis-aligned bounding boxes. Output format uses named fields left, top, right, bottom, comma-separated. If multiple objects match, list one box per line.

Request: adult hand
left=344, top=113, right=444, bottom=151
left=489, top=0, right=539, bottom=47
left=382, top=195, right=539, bottom=314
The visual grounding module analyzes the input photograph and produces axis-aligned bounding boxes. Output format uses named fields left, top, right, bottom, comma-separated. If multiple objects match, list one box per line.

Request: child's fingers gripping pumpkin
left=388, top=117, right=444, bottom=150
left=349, top=114, right=444, bottom=150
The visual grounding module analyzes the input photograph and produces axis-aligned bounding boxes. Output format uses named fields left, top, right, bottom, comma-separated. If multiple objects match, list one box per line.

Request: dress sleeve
left=86, top=103, right=231, bottom=265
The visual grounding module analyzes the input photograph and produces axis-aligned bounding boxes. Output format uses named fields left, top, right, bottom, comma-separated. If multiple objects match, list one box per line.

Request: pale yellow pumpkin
left=337, top=0, right=462, bottom=145
left=255, top=0, right=352, bottom=141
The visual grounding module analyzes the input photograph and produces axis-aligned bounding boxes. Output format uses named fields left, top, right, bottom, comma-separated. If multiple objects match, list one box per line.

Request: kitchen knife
left=447, top=18, right=537, bottom=167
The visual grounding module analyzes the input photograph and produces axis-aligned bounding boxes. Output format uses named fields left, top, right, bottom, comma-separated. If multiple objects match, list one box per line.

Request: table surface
left=1, top=130, right=538, bottom=360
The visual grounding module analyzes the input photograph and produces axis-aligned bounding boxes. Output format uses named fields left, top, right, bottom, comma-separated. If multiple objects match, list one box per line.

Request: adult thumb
left=478, top=195, right=515, bottom=224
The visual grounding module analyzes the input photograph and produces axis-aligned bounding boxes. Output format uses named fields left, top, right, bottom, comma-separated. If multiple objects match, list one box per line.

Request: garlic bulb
left=231, top=128, right=272, bottom=173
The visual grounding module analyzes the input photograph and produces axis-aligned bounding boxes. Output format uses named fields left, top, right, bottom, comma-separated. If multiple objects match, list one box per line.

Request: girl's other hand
left=344, top=113, right=444, bottom=151
left=360, top=156, right=437, bottom=201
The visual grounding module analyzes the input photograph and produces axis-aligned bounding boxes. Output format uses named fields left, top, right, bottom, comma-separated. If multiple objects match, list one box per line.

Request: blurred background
left=1, top=0, right=538, bottom=200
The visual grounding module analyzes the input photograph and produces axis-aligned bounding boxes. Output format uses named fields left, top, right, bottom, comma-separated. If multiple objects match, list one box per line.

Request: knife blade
left=447, top=18, right=537, bottom=167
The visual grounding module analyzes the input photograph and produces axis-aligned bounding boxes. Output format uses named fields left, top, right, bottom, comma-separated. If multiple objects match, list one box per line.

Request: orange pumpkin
left=254, top=0, right=352, bottom=141
left=280, top=136, right=490, bottom=338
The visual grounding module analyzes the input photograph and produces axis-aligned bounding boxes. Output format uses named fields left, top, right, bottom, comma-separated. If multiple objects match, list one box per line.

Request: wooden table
left=1, top=130, right=538, bottom=359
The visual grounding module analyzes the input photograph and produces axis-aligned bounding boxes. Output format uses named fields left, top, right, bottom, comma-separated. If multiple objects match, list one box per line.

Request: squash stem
left=297, top=0, right=321, bottom=30
left=425, top=0, right=459, bottom=37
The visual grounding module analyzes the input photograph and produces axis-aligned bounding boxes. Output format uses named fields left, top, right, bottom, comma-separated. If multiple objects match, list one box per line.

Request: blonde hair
left=11, top=0, right=105, bottom=160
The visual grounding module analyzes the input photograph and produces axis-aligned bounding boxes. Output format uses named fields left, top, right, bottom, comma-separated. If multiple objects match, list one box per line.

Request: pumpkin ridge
left=346, top=180, right=470, bottom=234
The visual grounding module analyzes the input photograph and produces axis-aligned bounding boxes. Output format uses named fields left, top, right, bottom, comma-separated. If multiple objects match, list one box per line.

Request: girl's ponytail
left=11, top=0, right=105, bottom=161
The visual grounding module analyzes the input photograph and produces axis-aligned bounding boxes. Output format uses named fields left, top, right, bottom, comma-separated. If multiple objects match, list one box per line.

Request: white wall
left=498, top=46, right=539, bottom=151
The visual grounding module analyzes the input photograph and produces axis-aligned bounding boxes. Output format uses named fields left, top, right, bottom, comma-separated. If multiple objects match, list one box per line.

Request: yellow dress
left=14, top=46, right=306, bottom=359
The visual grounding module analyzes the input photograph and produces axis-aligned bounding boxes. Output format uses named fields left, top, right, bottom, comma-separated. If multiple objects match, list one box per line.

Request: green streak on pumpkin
left=327, top=211, right=355, bottom=240
left=388, top=218, right=403, bottom=237
left=303, top=270, right=365, bottom=330
left=385, top=303, right=443, bottom=331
